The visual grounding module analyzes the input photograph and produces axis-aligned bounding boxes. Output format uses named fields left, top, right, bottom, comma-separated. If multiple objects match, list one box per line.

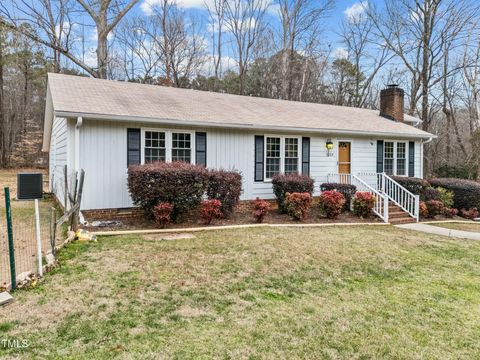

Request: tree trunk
left=0, top=35, right=5, bottom=167
left=96, top=30, right=108, bottom=79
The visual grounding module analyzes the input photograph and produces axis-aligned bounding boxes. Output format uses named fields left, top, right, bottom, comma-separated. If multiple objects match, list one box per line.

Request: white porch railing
left=377, top=173, right=420, bottom=221
left=327, top=173, right=389, bottom=222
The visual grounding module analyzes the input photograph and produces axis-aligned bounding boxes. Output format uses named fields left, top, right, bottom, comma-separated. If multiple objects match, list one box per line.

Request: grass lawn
left=1, top=226, right=480, bottom=359
left=431, top=221, right=480, bottom=232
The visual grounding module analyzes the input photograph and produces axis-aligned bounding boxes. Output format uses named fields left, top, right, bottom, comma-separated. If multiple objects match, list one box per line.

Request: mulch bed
left=83, top=200, right=381, bottom=232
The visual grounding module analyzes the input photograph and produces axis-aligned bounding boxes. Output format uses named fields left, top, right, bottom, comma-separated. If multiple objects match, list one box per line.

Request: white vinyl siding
left=49, top=116, right=68, bottom=207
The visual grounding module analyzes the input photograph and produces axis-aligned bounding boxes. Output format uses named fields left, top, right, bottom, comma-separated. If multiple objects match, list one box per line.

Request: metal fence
left=1, top=167, right=84, bottom=290
left=0, top=197, right=56, bottom=289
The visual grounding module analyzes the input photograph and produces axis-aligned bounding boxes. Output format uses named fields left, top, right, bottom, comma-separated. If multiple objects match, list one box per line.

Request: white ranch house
left=43, top=73, right=435, bottom=223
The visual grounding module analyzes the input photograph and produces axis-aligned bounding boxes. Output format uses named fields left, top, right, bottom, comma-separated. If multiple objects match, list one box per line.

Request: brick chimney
left=380, top=84, right=404, bottom=122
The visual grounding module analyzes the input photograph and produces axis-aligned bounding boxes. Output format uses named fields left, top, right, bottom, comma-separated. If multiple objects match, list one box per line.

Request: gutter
left=53, top=110, right=436, bottom=140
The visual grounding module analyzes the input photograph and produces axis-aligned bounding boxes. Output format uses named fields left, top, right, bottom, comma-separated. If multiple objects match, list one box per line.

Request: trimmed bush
left=443, top=207, right=458, bottom=218
left=429, top=178, right=480, bottom=210
left=199, top=199, right=223, bottom=225
left=206, top=169, right=242, bottom=216
left=319, top=190, right=346, bottom=219
left=153, top=202, right=174, bottom=228
left=425, top=200, right=444, bottom=218
left=352, top=192, right=375, bottom=218
left=391, top=176, right=430, bottom=199
left=419, top=201, right=429, bottom=218
left=460, top=208, right=479, bottom=220
left=320, top=183, right=357, bottom=209
left=272, top=174, right=314, bottom=213
left=251, top=198, right=270, bottom=223
left=127, top=162, right=209, bottom=220
left=436, top=187, right=454, bottom=208
left=424, top=187, right=441, bottom=201
left=285, top=192, right=313, bottom=221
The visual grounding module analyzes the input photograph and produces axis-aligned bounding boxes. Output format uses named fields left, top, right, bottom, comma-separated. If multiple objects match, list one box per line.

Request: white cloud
left=344, top=1, right=368, bottom=22
left=140, top=0, right=210, bottom=14
left=333, top=47, right=348, bottom=60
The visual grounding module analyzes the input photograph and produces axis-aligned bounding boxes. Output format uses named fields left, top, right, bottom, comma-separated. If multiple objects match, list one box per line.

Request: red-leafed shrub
left=320, top=183, right=357, bottom=210
left=206, top=169, right=242, bottom=216
left=419, top=201, right=429, bottom=218
left=251, top=198, right=270, bottom=223
left=284, top=192, right=313, bottom=221
left=153, top=202, right=174, bottom=228
left=128, top=162, right=209, bottom=220
left=319, top=190, right=346, bottom=219
left=460, top=207, right=479, bottom=220
left=272, top=174, right=314, bottom=213
left=443, top=207, right=458, bottom=218
left=425, top=200, right=444, bottom=218
left=352, top=192, right=375, bottom=218
left=199, top=199, right=223, bottom=225
left=429, top=178, right=480, bottom=210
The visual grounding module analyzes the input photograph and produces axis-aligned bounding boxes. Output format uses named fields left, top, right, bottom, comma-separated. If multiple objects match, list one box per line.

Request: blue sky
left=54, top=0, right=372, bottom=72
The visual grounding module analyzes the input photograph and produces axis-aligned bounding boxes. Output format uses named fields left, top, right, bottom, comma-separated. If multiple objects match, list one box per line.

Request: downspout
left=74, top=117, right=86, bottom=225
left=420, top=137, right=433, bottom=178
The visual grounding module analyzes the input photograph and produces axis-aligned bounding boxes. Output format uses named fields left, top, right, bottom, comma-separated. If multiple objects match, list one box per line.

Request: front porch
left=326, top=172, right=420, bottom=224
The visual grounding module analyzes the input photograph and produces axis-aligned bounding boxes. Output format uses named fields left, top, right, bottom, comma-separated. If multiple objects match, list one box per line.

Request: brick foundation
left=82, top=207, right=144, bottom=221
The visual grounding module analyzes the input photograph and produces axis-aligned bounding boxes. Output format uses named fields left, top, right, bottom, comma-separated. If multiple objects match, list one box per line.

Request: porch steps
left=388, top=202, right=416, bottom=225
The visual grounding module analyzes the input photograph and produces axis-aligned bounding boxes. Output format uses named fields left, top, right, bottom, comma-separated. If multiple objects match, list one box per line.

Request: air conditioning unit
left=17, top=173, right=43, bottom=200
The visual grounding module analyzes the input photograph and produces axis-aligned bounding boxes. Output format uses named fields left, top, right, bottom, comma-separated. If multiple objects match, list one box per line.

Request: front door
left=338, top=141, right=351, bottom=174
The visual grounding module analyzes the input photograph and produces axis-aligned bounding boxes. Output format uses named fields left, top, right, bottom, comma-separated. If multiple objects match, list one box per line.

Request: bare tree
left=276, top=0, right=334, bottom=100
left=206, top=0, right=225, bottom=86
left=223, top=0, right=268, bottom=94
left=1, top=0, right=138, bottom=78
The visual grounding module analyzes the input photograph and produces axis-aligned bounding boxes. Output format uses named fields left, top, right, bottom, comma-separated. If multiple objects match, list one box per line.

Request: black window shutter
left=254, top=135, right=264, bottom=182
left=376, top=140, right=384, bottom=173
left=408, top=141, right=415, bottom=177
left=195, top=132, right=207, bottom=166
left=302, top=137, right=310, bottom=176
left=127, top=128, right=141, bottom=166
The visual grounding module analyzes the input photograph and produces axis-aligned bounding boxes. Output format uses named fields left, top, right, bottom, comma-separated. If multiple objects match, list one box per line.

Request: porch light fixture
left=326, top=139, right=334, bottom=157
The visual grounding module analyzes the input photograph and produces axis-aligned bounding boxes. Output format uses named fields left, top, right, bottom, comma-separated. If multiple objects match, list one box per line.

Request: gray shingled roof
left=46, top=73, right=434, bottom=139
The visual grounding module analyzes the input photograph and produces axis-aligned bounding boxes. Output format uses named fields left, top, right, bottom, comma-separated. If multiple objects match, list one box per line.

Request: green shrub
left=429, top=178, right=480, bottom=210
left=285, top=192, right=313, bottom=221
left=435, top=187, right=454, bottom=209
left=272, top=174, right=314, bottom=213
left=434, top=164, right=476, bottom=180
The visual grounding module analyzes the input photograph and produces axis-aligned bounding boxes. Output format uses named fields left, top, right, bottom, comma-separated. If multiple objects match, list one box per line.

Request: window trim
left=383, top=140, right=408, bottom=176
left=140, top=128, right=195, bottom=165
left=263, top=135, right=302, bottom=181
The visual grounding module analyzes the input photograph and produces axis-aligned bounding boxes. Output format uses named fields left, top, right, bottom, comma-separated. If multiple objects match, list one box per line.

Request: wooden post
left=71, top=170, right=85, bottom=231
left=63, top=165, right=68, bottom=211
left=50, top=207, right=57, bottom=258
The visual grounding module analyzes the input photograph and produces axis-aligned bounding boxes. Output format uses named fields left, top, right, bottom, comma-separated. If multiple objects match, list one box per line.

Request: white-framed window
left=172, top=132, right=192, bottom=162
left=264, top=135, right=301, bottom=180
left=384, top=141, right=407, bottom=176
left=141, top=129, right=194, bottom=164
left=144, top=131, right=166, bottom=163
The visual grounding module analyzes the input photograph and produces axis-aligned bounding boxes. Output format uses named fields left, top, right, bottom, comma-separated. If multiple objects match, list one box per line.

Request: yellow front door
left=338, top=142, right=351, bottom=174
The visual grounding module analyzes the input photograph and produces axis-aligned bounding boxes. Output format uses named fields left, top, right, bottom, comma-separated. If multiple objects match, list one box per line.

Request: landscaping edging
left=92, top=222, right=390, bottom=237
